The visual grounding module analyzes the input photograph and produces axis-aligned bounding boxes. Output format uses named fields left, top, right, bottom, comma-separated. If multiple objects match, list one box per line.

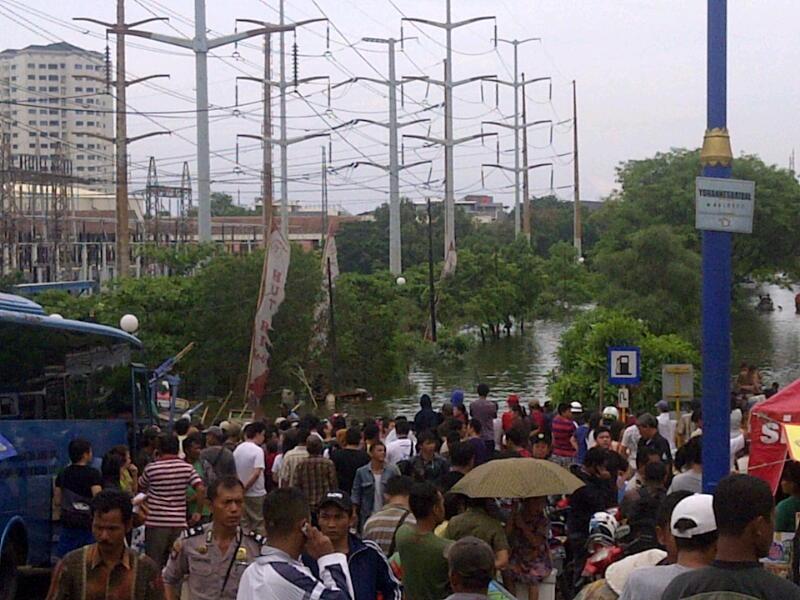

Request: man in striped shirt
left=363, top=475, right=416, bottom=556
left=139, top=434, right=205, bottom=568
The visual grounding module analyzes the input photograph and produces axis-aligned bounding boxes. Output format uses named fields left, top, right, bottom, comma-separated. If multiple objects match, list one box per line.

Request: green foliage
left=548, top=308, right=699, bottom=413
left=0, top=271, right=24, bottom=292
left=136, top=243, right=220, bottom=276
left=593, top=225, right=701, bottom=338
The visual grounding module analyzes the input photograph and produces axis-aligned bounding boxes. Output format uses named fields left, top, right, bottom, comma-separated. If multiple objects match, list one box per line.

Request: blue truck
left=0, top=292, right=155, bottom=599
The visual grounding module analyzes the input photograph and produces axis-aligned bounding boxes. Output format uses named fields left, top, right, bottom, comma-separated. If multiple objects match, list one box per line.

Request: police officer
left=164, top=475, right=265, bottom=600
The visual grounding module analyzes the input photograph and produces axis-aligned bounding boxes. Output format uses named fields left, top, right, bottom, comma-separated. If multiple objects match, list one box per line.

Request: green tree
left=593, top=225, right=701, bottom=338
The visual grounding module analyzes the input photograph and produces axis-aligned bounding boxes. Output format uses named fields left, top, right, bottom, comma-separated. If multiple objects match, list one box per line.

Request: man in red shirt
left=550, top=402, right=577, bottom=468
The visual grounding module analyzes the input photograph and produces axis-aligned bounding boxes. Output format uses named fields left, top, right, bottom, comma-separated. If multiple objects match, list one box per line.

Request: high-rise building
left=0, top=42, right=113, bottom=194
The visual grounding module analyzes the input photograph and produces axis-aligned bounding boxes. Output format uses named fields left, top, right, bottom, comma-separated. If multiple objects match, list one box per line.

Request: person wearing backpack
left=201, top=425, right=236, bottom=479
left=54, top=438, right=102, bottom=557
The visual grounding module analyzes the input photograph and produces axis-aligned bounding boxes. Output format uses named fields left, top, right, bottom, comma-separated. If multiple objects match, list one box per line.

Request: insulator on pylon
left=326, top=24, right=330, bottom=51
left=495, top=81, right=499, bottom=108
left=493, top=24, right=498, bottom=48
left=292, top=33, right=299, bottom=87
left=481, top=170, right=485, bottom=188
left=496, top=138, right=500, bottom=163
left=104, top=35, right=111, bottom=94
left=480, top=81, right=484, bottom=103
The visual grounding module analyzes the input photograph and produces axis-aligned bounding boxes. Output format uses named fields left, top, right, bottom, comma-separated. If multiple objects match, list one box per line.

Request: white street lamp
left=120, top=314, right=139, bottom=334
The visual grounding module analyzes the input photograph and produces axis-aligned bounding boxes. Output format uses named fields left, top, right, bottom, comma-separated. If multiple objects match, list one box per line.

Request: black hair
left=674, top=529, right=719, bottom=552
left=345, top=426, right=362, bottom=446
left=477, top=383, right=490, bottom=397
left=656, top=490, right=694, bottom=528
left=417, top=430, right=439, bottom=451
left=363, top=422, right=380, bottom=441
left=636, top=446, right=661, bottom=469
left=142, top=428, right=159, bottom=446
left=331, top=414, right=347, bottom=431
left=101, top=451, right=125, bottom=489
left=208, top=475, right=245, bottom=501
left=644, top=461, right=668, bottom=485
left=782, top=461, right=800, bottom=488
left=306, top=436, right=323, bottom=456
left=449, top=442, right=475, bottom=468
left=588, top=412, right=602, bottom=431
left=420, top=394, right=432, bottom=408
left=384, top=475, right=414, bottom=497
left=174, top=418, right=190, bottom=436
left=159, top=434, right=179, bottom=456
left=300, top=414, right=321, bottom=433
left=68, top=438, right=92, bottom=463
left=594, top=426, right=612, bottom=438
left=184, top=432, right=203, bottom=451
left=557, top=402, right=570, bottom=416
left=244, top=421, right=267, bottom=439
left=263, top=487, right=309, bottom=537
left=282, top=428, right=299, bottom=453
left=91, top=489, right=133, bottom=523
left=691, top=408, right=703, bottom=424
left=505, top=425, right=528, bottom=449
left=714, top=474, right=774, bottom=536
left=395, top=420, right=411, bottom=436
left=443, top=492, right=467, bottom=520
left=370, top=439, right=386, bottom=452
left=409, top=481, right=442, bottom=520
left=583, top=447, right=610, bottom=469
left=468, top=418, right=483, bottom=434
left=296, top=427, right=311, bottom=444
left=676, top=436, right=702, bottom=471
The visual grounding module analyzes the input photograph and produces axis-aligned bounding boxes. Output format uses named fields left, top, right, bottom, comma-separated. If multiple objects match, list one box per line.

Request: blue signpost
left=701, top=0, right=733, bottom=493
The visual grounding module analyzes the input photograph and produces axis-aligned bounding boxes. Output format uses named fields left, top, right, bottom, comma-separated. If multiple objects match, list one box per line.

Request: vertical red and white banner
left=246, top=227, right=291, bottom=410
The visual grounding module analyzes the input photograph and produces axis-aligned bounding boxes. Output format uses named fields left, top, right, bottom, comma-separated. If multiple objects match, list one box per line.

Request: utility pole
left=521, top=82, right=531, bottom=241
left=276, top=1, right=326, bottom=238
left=321, top=146, right=328, bottom=242
left=404, top=60, right=496, bottom=258
left=700, top=0, right=733, bottom=493
left=403, top=0, right=495, bottom=258
left=573, top=80, right=582, bottom=257
left=494, top=38, right=541, bottom=235
left=125, top=1, right=288, bottom=243
left=427, top=198, right=437, bottom=342
left=234, top=16, right=328, bottom=243
left=75, top=2, right=170, bottom=278
left=331, top=37, right=432, bottom=275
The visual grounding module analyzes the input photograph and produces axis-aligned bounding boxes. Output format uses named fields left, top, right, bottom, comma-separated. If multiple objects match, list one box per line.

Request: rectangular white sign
left=695, top=176, right=755, bottom=234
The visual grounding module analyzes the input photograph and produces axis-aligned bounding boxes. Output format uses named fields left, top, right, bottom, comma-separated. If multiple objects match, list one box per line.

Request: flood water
left=337, top=284, right=800, bottom=419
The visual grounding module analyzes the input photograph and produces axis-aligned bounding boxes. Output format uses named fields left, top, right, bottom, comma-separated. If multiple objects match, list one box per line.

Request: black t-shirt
left=662, top=560, right=800, bottom=600
left=55, top=464, right=102, bottom=498
left=331, top=448, right=370, bottom=495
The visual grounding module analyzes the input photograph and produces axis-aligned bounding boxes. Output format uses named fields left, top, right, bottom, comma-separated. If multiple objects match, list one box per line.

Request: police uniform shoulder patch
left=247, top=531, right=266, bottom=546
left=184, top=525, right=205, bottom=539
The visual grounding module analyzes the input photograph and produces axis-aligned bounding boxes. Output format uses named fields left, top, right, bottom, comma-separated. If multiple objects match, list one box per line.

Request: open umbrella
left=450, top=458, right=584, bottom=498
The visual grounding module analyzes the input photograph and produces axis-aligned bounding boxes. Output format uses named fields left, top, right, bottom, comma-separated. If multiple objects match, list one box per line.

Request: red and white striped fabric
left=138, top=456, right=202, bottom=528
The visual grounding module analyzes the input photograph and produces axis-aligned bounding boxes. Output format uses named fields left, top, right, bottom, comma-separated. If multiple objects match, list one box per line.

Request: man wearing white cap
left=619, top=494, right=717, bottom=600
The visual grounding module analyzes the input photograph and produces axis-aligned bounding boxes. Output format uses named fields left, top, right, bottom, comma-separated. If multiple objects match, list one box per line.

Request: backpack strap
left=387, top=509, right=411, bottom=558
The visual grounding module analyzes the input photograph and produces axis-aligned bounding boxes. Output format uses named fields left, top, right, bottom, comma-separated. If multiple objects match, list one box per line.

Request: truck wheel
left=0, top=546, right=18, bottom=600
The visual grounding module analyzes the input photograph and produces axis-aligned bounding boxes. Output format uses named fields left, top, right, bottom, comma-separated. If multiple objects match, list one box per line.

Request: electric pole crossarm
left=126, top=74, right=170, bottom=87
left=482, top=120, right=516, bottom=130
left=451, top=16, right=495, bottom=29
left=401, top=17, right=446, bottom=29
left=498, top=37, right=541, bottom=45
left=124, top=30, right=192, bottom=49
left=128, top=131, right=171, bottom=143
left=332, top=77, right=387, bottom=89
left=400, top=159, right=432, bottom=171
left=403, top=74, right=493, bottom=88
left=73, top=16, right=167, bottom=30
left=351, top=118, right=429, bottom=129
left=482, top=163, right=515, bottom=172
left=453, top=132, right=497, bottom=146
left=522, top=76, right=551, bottom=87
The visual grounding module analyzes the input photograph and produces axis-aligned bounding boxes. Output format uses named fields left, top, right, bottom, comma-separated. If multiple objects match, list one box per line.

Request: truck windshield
left=0, top=321, right=139, bottom=421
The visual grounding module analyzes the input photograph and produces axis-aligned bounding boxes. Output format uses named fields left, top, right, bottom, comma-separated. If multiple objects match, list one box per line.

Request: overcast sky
left=2, top=1, right=797, bottom=213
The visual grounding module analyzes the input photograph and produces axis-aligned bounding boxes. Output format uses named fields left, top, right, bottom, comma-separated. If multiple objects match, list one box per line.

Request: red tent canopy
left=748, top=378, right=800, bottom=492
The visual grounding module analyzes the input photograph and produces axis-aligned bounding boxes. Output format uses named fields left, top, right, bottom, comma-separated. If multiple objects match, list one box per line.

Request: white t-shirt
left=730, top=434, right=745, bottom=470
left=621, top=424, right=641, bottom=468
left=385, top=428, right=416, bottom=446
left=373, top=471, right=383, bottom=513
left=657, top=412, right=677, bottom=454
left=386, top=438, right=414, bottom=466
left=234, top=440, right=266, bottom=497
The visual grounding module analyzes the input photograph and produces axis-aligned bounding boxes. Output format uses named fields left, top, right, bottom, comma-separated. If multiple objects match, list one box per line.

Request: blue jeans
left=56, top=526, right=94, bottom=558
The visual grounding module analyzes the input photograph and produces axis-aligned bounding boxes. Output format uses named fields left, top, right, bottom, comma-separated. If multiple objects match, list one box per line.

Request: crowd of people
left=45, top=383, right=800, bottom=600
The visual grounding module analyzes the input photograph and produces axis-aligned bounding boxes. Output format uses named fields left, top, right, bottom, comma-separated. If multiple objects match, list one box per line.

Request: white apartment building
left=0, top=42, right=113, bottom=194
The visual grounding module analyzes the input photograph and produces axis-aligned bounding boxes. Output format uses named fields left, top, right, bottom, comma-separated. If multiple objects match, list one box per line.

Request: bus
left=0, top=292, right=155, bottom=598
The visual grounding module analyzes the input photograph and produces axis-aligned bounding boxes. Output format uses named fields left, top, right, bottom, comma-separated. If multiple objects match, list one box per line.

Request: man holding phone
left=236, top=488, right=354, bottom=600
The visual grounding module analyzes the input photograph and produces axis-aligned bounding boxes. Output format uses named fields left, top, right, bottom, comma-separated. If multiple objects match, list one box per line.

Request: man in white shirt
left=237, top=487, right=354, bottom=600
left=655, top=400, right=677, bottom=456
left=234, top=422, right=267, bottom=535
left=386, top=420, right=414, bottom=467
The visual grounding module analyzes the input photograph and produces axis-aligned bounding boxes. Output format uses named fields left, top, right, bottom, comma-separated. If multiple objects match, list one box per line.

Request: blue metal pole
left=701, top=0, right=732, bottom=493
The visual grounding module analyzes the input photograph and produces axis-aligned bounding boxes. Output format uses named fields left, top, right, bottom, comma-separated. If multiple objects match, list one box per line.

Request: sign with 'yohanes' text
left=695, top=176, right=755, bottom=234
